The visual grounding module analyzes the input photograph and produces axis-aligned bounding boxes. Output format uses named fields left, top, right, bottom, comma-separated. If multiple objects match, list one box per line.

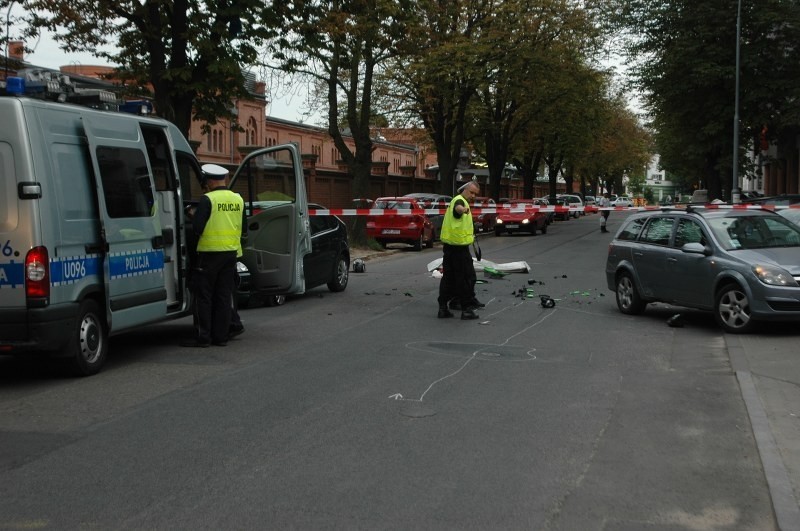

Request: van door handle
left=152, top=235, right=165, bottom=249
left=86, top=243, right=109, bottom=254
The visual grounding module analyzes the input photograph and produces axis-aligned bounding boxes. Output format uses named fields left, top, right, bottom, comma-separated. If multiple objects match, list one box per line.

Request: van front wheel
left=65, top=300, right=108, bottom=376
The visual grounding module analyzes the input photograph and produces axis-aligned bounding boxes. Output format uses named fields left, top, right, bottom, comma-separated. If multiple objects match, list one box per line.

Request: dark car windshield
left=707, top=214, right=800, bottom=250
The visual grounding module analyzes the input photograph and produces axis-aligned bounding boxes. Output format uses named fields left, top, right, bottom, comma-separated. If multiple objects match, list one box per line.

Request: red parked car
left=366, top=197, right=435, bottom=251
left=494, top=199, right=549, bottom=236
left=470, top=197, right=498, bottom=233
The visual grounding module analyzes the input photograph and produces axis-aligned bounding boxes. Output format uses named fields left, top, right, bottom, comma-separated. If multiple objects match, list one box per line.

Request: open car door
left=229, top=144, right=311, bottom=296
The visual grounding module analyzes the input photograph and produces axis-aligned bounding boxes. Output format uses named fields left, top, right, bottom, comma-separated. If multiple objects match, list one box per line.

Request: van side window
left=54, top=144, right=98, bottom=220
left=175, top=152, right=203, bottom=201
left=142, top=127, right=175, bottom=192
left=96, top=146, right=154, bottom=218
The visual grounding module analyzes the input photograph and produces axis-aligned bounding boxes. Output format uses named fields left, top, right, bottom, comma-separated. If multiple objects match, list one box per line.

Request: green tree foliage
left=380, top=0, right=492, bottom=196
left=15, top=0, right=274, bottom=137
left=610, top=0, right=800, bottom=199
left=265, top=0, right=413, bottom=244
left=468, top=0, right=605, bottom=200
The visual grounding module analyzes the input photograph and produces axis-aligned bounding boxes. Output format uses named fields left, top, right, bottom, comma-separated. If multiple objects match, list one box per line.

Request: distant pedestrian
left=598, top=193, right=611, bottom=233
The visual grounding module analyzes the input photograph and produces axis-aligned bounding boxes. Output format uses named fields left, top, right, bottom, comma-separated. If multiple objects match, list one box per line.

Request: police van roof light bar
left=2, top=69, right=122, bottom=110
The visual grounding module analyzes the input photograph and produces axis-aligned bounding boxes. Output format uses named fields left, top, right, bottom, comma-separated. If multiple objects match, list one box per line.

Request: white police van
left=0, top=70, right=311, bottom=375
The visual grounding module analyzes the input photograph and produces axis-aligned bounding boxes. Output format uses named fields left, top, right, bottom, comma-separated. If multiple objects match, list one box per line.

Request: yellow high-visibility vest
left=197, top=189, right=244, bottom=252
left=440, top=194, right=474, bottom=246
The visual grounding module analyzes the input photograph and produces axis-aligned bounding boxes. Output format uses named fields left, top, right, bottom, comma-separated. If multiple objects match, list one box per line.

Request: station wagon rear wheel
left=327, top=253, right=350, bottom=292
left=615, top=272, right=646, bottom=315
left=715, top=284, right=755, bottom=333
left=66, top=299, right=108, bottom=376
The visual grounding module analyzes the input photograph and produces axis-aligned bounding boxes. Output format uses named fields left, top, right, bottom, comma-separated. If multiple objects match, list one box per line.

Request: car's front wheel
left=715, top=283, right=755, bottom=333
left=540, top=221, right=547, bottom=234
left=327, top=253, right=350, bottom=292
left=615, top=272, right=646, bottom=315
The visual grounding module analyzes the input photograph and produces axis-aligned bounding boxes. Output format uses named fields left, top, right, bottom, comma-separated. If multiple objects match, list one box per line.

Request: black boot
left=461, top=309, right=480, bottom=320
left=438, top=308, right=454, bottom=318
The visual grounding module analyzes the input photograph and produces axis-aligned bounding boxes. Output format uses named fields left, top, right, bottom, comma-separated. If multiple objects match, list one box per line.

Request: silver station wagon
left=606, top=207, right=800, bottom=333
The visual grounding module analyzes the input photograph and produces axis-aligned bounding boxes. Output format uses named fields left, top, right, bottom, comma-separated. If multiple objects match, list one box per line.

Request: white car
left=611, top=196, right=633, bottom=207
left=557, top=194, right=585, bottom=217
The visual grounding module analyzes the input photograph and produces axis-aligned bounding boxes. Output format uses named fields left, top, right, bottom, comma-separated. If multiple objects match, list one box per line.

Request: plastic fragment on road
left=484, top=267, right=509, bottom=279
left=667, top=314, right=685, bottom=327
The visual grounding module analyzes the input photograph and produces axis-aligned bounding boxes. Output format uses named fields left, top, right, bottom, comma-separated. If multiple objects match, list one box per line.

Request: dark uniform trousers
left=438, top=243, right=477, bottom=309
left=194, top=250, right=238, bottom=344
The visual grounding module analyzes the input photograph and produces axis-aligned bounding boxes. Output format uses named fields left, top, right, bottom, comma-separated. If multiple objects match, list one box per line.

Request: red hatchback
left=366, top=197, right=435, bottom=251
left=470, top=197, right=498, bottom=233
left=494, top=199, right=549, bottom=236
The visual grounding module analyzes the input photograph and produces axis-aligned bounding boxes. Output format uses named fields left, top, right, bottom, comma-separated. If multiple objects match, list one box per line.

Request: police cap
left=201, top=163, right=230, bottom=180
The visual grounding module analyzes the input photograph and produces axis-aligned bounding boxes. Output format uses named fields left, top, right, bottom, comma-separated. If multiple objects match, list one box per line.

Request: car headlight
left=236, top=261, right=249, bottom=274
left=496, top=218, right=504, bottom=224
left=521, top=219, right=529, bottom=224
left=752, top=264, right=799, bottom=286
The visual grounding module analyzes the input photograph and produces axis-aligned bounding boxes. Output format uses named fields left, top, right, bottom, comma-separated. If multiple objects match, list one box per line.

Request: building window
left=246, top=117, right=258, bottom=146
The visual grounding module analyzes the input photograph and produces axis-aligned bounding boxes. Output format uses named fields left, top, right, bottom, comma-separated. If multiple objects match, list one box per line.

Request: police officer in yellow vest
left=438, top=181, right=481, bottom=320
left=182, top=163, right=245, bottom=347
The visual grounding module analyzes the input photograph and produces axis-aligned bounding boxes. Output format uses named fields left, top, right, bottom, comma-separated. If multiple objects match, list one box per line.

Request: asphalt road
left=0, top=213, right=777, bottom=530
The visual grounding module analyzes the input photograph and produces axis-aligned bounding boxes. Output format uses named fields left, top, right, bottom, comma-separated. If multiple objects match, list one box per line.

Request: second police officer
left=182, top=163, right=246, bottom=347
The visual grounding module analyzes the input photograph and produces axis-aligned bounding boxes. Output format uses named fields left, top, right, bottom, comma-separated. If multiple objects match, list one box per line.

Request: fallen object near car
left=426, top=257, right=530, bottom=274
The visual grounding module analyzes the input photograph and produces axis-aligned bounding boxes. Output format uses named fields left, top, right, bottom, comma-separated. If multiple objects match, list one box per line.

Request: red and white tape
left=306, top=203, right=799, bottom=216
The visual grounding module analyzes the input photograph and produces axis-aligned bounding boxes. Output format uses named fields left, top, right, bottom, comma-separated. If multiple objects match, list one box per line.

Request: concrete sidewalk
left=727, top=333, right=800, bottom=530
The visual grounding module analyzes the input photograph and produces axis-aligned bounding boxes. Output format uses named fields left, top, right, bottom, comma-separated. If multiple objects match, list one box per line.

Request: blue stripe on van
left=109, top=250, right=165, bottom=279
left=0, top=261, right=24, bottom=288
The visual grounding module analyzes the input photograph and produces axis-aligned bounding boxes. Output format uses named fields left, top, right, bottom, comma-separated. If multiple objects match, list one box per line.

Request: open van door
left=83, top=114, right=167, bottom=331
left=229, top=144, right=311, bottom=296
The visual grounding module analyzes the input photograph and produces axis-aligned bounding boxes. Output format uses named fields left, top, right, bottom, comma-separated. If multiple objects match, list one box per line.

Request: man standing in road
left=598, top=192, right=611, bottom=233
left=438, top=181, right=481, bottom=320
left=182, top=163, right=245, bottom=347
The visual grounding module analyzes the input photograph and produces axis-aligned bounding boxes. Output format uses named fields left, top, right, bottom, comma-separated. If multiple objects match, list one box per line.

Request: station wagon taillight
left=25, top=246, right=50, bottom=300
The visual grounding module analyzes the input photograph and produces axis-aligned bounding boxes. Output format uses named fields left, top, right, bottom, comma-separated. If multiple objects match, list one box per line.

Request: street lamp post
left=731, top=0, right=742, bottom=204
